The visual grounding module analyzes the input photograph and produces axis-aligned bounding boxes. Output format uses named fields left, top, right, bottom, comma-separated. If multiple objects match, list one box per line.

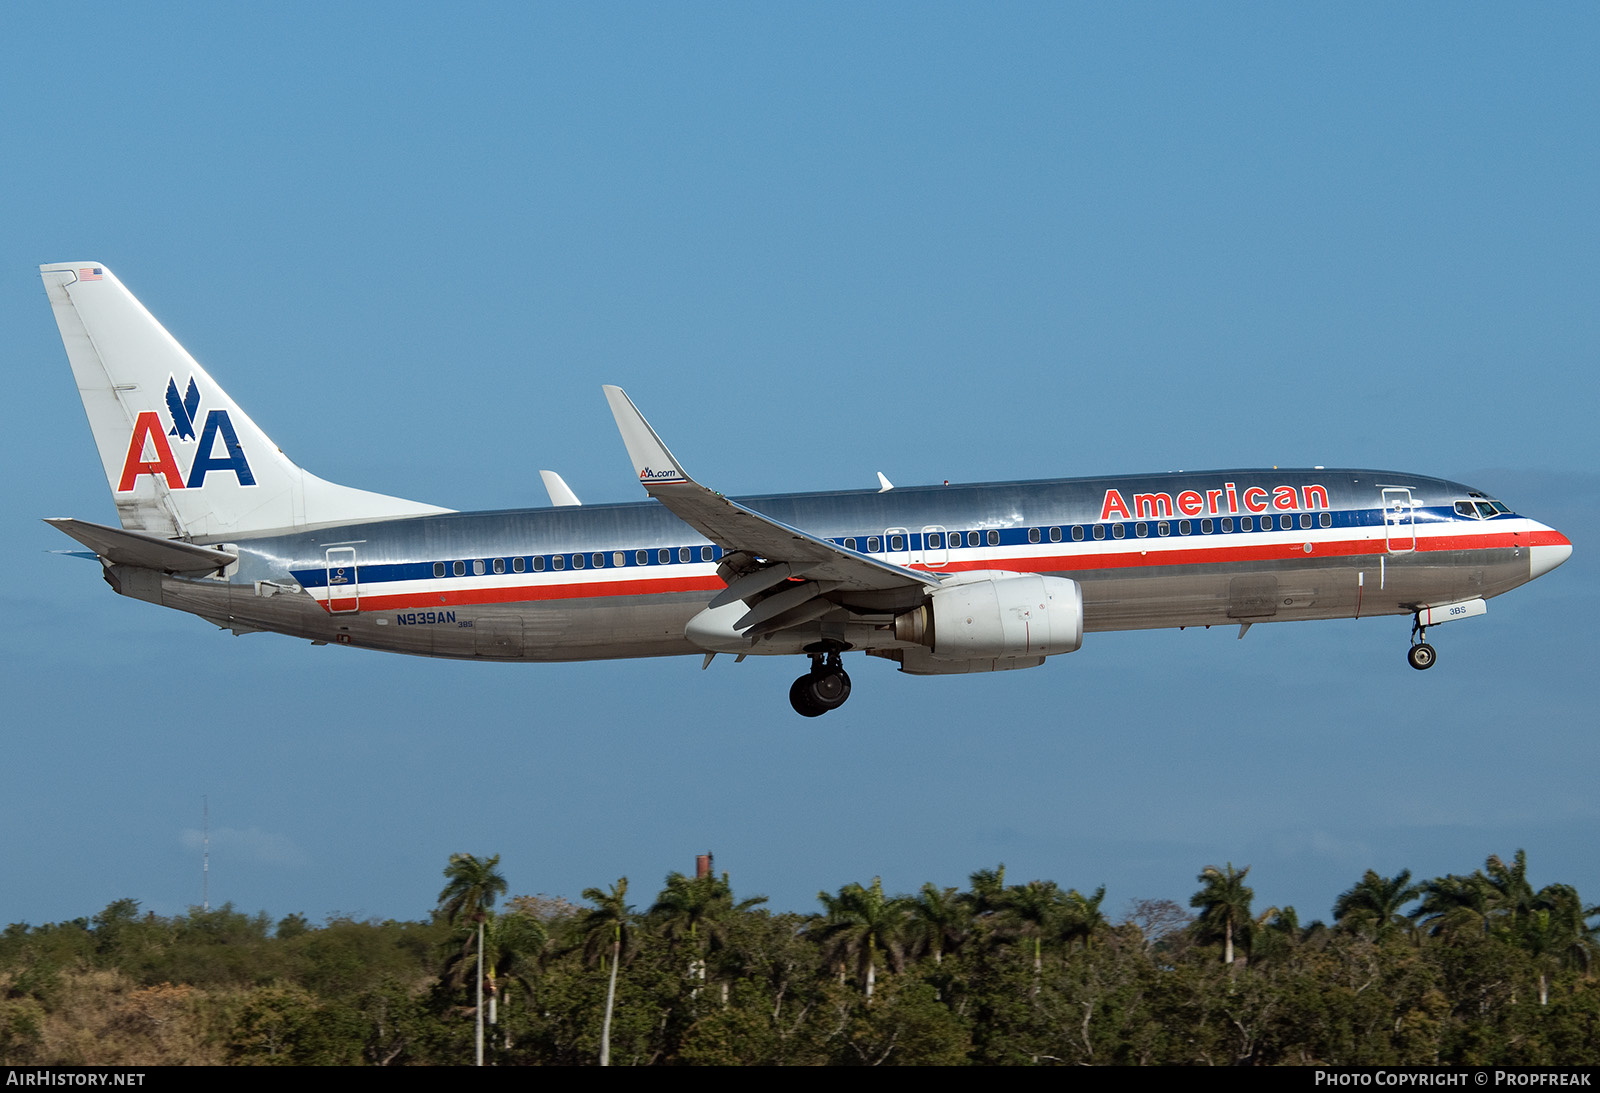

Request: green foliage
left=3, top=849, right=1598, bottom=1065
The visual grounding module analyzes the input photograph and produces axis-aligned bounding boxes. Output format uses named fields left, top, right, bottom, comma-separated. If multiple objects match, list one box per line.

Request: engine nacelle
left=895, top=574, right=1084, bottom=660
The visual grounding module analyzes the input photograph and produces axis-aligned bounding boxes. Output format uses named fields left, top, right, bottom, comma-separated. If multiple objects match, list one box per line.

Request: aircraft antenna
left=202, top=795, right=210, bottom=912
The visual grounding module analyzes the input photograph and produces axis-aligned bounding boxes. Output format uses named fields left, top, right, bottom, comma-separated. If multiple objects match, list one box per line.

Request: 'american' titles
left=1100, top=482, right=1329, bottom=522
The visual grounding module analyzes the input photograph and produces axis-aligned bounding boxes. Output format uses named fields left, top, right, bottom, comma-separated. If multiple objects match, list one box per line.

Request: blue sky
left=2, top=4, right=1596, bottom=929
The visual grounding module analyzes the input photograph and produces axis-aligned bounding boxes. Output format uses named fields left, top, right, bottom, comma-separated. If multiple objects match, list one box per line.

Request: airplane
left=40, top=262, right=1573, bottom=716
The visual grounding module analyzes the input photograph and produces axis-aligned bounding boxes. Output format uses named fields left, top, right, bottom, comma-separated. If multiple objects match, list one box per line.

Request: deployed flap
left=45, top=517, right=235, bottom=574
left=602, top=386, right=938, bottom=595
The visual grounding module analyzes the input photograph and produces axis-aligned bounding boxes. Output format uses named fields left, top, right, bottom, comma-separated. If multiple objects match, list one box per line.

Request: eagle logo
left=165, top=376, right=201, bottom=441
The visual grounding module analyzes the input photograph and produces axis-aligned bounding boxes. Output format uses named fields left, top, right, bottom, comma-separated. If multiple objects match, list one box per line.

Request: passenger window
left=1201, top=519, right=1213, bottom=534
left=967, top=531, right=980, bottom=547
left=1179, top=520, right=1191, bottom=535
left=513, top=557, right=525, bottom=573
left=1049, top=527, right=1061, bottom=543
left=552, top=556, right=565, bottom=571
left=890, top=534, right=905, bottom=552
left=453, top=561, right=465, bottom=576
left=614, top=552, right=626, bottom=567
left=1071, top=526, right=1084, bottom=541
left=1280, top=515, right=1292, bottom=530
left=1028, top=528, right=1041, bottom=544
left=472, top=560, right=485, bottom=576
left=1135, top=523, right=1147, bottom=538
left=433, top=562, right=446, bottom=578
left=1158, top=521, right=1170, bottom=536
left=1092, top=525, right=1105, bottom=540
left=700, top=546, right=711, bottom=562
left=1298, top=514, right=1311, bottom=529
left=987, top=530, right=999, bottom=546
left=636, top=550, right=648, bottom=565
left=867, top=536, right=881, bottom=552
left=658, top=549, right=671, bottom=564
left=844, top=538, right=857, bottom=551
left=592, top=553, right=604, bottom=568
left=493, top=558, right=505, bottom=574
left=1241, top=517, right=1253, bottom=531
left=1221, top=518, right=1233, bottom=533
left=571, top=554, right=585, bottom=569
left=1112, top=524, right=1126, bottom=539
left=927, top=532, right=943, bottom=549
left=1319, top=513, right=1332, bottom=528
left=533, top=556, right=545, bottom=572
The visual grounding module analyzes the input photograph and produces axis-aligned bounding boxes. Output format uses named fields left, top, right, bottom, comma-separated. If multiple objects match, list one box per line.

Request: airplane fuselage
left=122, top=467, right=1560, bottom=666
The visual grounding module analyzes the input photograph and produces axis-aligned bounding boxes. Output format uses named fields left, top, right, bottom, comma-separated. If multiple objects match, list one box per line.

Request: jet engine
left=894, top=574, right=1083, bottom=660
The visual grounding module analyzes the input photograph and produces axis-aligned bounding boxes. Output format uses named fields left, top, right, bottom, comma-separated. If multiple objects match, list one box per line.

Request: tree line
left=1, top=849, right=1596, bottom=1065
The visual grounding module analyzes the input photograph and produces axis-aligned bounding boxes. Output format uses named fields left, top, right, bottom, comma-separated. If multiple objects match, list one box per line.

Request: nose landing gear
left=1408, top=615, right=1436, bottom=671
left=790, top=647, right=852, bottom=717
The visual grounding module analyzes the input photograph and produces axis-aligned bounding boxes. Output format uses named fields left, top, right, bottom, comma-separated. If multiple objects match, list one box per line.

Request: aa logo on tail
left=165, top=376, right=201, bottom=440
left=117, top=375, right=256, bottom=492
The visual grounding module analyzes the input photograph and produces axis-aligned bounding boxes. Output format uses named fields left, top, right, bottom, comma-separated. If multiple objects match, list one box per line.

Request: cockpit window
left=1456, top=499, right=1511, bottom=519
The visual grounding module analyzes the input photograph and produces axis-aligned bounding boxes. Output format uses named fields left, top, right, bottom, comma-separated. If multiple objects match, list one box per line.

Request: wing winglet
left=603, top=386, right=691, bottom=486
left=539, top=470, right=582, bottom=507
left=600, top=386, right=939, bottom=596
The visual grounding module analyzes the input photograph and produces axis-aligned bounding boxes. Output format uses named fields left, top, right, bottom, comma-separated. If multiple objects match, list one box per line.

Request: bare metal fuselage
left=112, top=467, right=1558, bottom=666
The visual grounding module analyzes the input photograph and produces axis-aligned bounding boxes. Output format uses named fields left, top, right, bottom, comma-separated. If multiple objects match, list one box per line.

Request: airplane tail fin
left=40, top=263, right=450, bottom=539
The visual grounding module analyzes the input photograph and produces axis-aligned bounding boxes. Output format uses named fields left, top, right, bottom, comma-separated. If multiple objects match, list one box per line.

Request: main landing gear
left=790, top=647, right=852, bottom=717
left=1408, top=615, right=1436, bottom=671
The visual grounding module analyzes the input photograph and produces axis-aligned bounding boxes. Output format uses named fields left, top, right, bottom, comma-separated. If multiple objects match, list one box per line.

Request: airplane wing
left=603, top=387, right=937, bottom=633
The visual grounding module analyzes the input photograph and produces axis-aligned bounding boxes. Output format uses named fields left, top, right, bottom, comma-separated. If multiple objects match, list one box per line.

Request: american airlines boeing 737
left=41, top=263, right=1573, bottom=716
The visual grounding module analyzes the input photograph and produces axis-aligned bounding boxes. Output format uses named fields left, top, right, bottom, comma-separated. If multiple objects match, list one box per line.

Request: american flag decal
left=79, top=267, right=103, bottom=281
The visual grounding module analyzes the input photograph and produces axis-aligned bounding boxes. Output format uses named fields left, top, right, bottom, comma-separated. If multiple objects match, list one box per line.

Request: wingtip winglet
left=602, top=385, right=691, bottom=487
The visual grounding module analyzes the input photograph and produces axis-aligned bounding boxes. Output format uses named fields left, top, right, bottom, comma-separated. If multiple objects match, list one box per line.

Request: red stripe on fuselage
left=324, top=574, right=725, bottom=612
left=314, top=526, right=1558, bottom=613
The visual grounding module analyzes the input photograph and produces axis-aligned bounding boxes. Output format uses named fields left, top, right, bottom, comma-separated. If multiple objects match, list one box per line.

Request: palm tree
left=648, top=870, right=766, bottom=995
left=965, top=864, right=1008, bottom=918
left=1412, top=872, right=1494, bottom=940
left=814, top=877, right=908, bottom=1003
left=1190, top=863, right=1256, bottom=965
left=437, top=853, right=507, bottom=1066
left=907, top=883, right=968, bottom=965
left=438, top=852, right=509, bottom=925
left=1060, top=885, right=1108, bottom=952
left=1003, top=879, right=1064, bottom=976
left=579, top=877, right=633, bottom=1066
left=1332, top=869, right=1422, bottom=941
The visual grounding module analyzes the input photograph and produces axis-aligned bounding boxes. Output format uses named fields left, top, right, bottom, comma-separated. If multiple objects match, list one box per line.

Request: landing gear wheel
left=789, top=649, right=853, bottom=716
left=789, top=668, right=852, bottom=716
left=790, top=675, right=827, bottom=718
left=1407, top=643, right=1436, bottom=671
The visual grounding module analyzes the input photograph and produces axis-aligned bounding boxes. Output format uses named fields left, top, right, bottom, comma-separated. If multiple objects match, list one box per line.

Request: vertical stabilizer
left=41, top=263, right=451, bottom=539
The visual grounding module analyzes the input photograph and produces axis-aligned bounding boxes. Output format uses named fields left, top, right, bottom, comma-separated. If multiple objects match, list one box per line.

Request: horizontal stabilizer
left=45, top=517, right=235, bottom=575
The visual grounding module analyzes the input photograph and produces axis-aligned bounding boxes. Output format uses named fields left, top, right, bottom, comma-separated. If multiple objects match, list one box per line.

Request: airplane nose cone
left=1530, top=531, right=1573, bottom=580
